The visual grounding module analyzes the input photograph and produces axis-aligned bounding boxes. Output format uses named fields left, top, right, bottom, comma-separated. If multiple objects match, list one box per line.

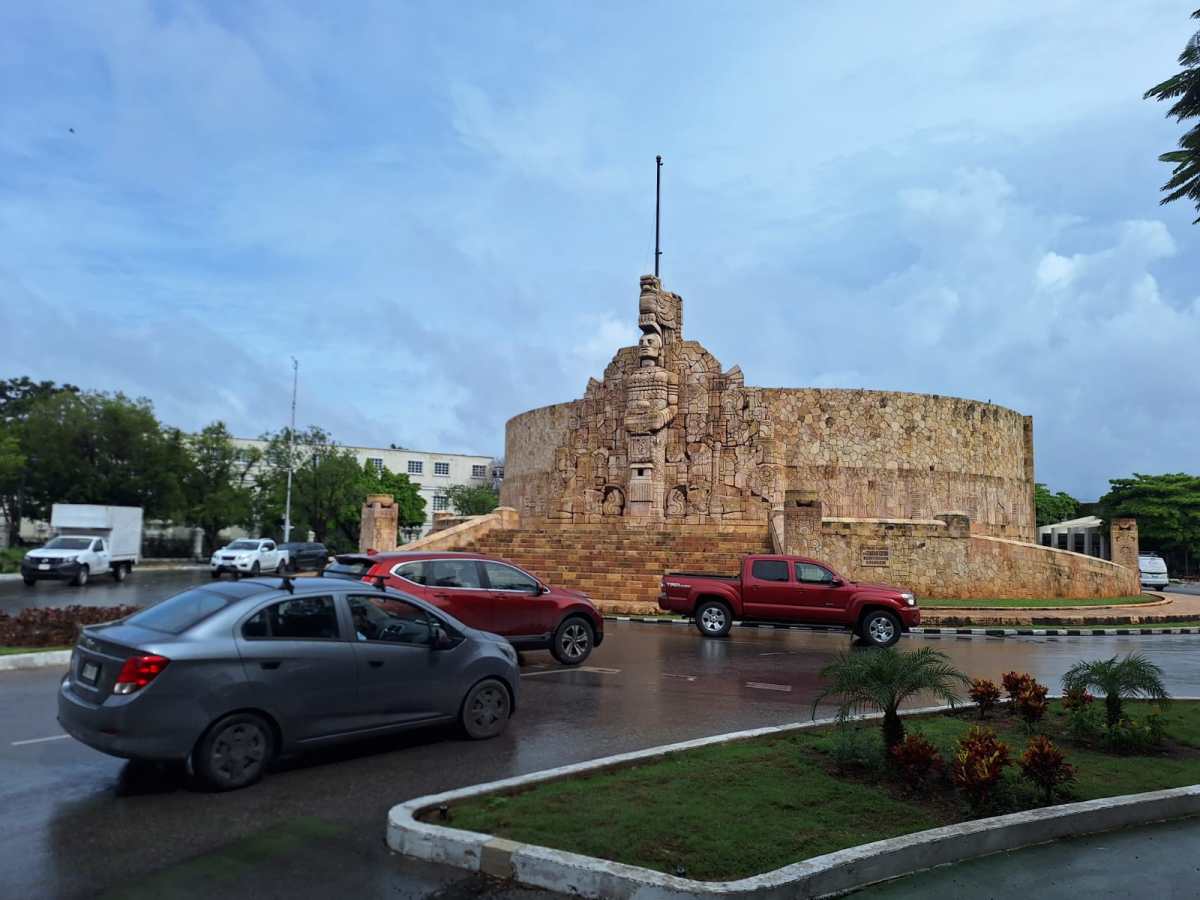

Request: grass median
left=0, top=645, right=71, bottom=656
left=921, top=596, right=1156, bottom=608
left=439, top=700, right=1200, bottom=882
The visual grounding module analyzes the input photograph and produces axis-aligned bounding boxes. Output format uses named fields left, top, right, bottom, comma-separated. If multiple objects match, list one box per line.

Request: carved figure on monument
left=666, top=486, right=687, bottom=517
left=602, top=486, right=625, bottom=517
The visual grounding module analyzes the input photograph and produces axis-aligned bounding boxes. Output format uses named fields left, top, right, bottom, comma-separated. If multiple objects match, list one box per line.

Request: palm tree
left=1061, top=653, right=1171, bottom=728
left=1145, top=9, right=1200, bottom=223
left=812, top=647, right=970, bottom=749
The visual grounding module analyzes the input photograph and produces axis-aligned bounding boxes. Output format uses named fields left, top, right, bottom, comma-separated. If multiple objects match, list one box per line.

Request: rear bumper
left=57, top=678, right=197, bottom=761
left=657, top=592, right=690, bottom=614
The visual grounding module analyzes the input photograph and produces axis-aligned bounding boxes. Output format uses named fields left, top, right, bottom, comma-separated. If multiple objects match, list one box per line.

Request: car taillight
left=113, top=654, right=170, bottom=695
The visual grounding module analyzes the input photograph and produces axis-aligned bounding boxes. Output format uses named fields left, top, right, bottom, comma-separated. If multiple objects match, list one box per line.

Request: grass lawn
left=0, top=645, right=71, bottom=655
left=922, top=596, right=1155, bottom=608
left=441, top=700, right=1200, bottom=882
left=1030, top=620, right=1200, bottom=630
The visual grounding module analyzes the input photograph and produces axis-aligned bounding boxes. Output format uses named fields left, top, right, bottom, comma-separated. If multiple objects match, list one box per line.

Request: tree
left=1062, top=653, right=1170, bottom=727
left=1145, top=9, right=1200, bottom=223
left=812, top=647, right=969, bottom=750
left=21, top=390, right=188, bottom=521
left=182, top=423, right=260, bottom=555
left=1099, top=473, right=1200, bottom=577
left=0, top=378, right=79, bottom=544
left=1034, top=483, right=1080, bottom=527
left=444, top=483, right=500, bottom=516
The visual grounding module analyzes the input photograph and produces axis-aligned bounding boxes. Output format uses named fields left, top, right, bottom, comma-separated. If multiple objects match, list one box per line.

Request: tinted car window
left=348, top=595, right=434, bottom=645
left=242, top=610, right=269, bottom=638
left=482, top=562, right=538, bottom=592
left=125, top=588, right=238, bottom=634
left=750, top=560, right=790, bottom=582
left=392, top=561, right=429, bottom=585
left=264, top=596, right=340, bottom=639
left=325, top=557, right=375, bottom=579
left=429, top=559, right=482, bottom=589
left=796, top=563, right=835, bottom=584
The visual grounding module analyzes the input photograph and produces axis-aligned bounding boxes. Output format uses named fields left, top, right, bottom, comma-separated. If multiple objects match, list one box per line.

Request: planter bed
left=433, top=700, right=1200, bottom=883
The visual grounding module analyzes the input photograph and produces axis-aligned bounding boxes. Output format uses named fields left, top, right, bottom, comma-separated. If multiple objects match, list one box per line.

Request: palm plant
left=813, top=647, right=970, bottom=749
left=1061, top=653, right=1171, bottom=728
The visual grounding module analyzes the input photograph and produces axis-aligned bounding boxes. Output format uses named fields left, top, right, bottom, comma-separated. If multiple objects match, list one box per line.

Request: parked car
left=21, top=504, right=143, bottom=587
left=658, top=555, right=919, bottom=647
left=326, top=551, right=604, bottom=666
left=57, top=576, right=518, bottom=790
left=278, top=541, right=329, bottom=573
left=1138, top=552, right=1170, bottom=591
left=210, top=539, right=285, bottom=578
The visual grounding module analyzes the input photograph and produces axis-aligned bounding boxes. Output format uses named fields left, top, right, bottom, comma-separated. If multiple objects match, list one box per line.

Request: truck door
left=741, top=558, right=802, bottom=619
left=92, top=539, right=111, bottom=573
left=792, top=562, right=846, bottom=623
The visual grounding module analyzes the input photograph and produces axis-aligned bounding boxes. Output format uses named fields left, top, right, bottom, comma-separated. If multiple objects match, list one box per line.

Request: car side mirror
left=829, top=578, right=843, bottom=587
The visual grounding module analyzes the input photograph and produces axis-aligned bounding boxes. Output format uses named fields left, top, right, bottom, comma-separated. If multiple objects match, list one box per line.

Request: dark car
left=326, top=551, right=604, bottom=666
left=279, top=542, right=329, bottom=573
left=57, top=576, right=519, bottom=790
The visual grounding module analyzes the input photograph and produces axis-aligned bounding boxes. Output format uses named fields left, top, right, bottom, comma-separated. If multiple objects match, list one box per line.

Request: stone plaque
left=861, top=547, right=891, bottom=567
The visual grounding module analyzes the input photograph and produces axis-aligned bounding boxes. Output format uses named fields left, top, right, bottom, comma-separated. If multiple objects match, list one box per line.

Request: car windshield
left=124, top=587, right=247, bottom=634
left=227, top=541, right=260, bottom=550
left=43, top=537, right=92, bottom=550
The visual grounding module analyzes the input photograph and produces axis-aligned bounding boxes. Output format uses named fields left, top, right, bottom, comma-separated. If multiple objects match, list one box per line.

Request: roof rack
left=280, top=575, right=295, bottom=594
left=374, top=575, right=387, bottom=592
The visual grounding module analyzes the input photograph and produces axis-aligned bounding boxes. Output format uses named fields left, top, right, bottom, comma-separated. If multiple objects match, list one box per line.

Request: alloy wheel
left=867, top=615, right=896, bottom=645
left=700, top=606, right=727, bottom=633
left=559, top=623, right=591, bottom=661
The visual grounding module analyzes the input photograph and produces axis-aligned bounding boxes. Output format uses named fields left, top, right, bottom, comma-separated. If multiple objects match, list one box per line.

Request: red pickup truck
left=658, top=555, right=919, bottom=647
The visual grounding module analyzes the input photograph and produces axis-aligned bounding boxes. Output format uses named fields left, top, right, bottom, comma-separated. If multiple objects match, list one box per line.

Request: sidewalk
left=923, top=591, right=1200, bottom=626
left=854, top=815, right=1200, bottom=899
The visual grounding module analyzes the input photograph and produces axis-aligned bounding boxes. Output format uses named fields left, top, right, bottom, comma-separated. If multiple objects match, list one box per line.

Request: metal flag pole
left=283, top=357, right=298, bottom=543
left=655, top=155, right=662, bottom=277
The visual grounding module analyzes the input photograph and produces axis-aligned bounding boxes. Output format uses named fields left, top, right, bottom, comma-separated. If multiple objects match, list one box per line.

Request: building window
left=366, top=457, right=383, bottom=475
left=432, top=494, right=449, bottom=512
left=434, top=462, right=450, bottom=477
left=407, top=460, right=423, bottom=475
left=471, top=464, right=487, bottom=478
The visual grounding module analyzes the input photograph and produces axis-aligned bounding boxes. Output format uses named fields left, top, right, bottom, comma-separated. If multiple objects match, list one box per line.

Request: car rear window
left=325, top=557, right=376, bottom=578
left=124, top=587, right=243, bottom=634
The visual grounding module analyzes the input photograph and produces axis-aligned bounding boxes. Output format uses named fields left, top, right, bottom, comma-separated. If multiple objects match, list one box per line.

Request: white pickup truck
left=210, top=539, right=286, bottom=579
left=20, top=504, right=143, bottom=587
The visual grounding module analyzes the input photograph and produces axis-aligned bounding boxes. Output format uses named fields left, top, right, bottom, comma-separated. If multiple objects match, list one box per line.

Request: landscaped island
left=435, top=654, right=1193, bottom=882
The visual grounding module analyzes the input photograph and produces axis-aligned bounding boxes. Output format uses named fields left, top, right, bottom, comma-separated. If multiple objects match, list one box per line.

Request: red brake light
left=113, top=654, right=170, bottom=694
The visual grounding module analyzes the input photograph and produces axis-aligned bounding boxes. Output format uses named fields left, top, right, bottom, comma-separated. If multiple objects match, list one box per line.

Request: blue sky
left=1, top=1, right=1197, bottom=500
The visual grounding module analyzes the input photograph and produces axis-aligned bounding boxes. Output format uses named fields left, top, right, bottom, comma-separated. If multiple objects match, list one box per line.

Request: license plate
left=79, top=661, right=99, bottom=684
left=38, top=563, right=50, bottom=570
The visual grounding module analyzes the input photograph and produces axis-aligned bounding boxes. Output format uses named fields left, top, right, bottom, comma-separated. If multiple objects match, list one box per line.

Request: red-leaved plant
left=952, top=726, right=1011, bottom=809
left=1001, top=671, right=1033, bottom=702
left=1014, top=679, right=1049, bottom=732
left=968, top=678, right=1001, bottom=719
left=889, top=733, right=944, bottom=784
left=1019, top=735, right=1075, bottom=803
left=1062, top=686, right=1095, bottom=711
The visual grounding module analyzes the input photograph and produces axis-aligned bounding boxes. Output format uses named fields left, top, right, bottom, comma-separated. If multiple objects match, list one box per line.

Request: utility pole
left=283, top=357, right=298, bottom=543
left=654, top=155, right=663, bottom=278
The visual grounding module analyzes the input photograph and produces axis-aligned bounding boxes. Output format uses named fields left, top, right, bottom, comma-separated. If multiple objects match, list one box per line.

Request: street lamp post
left=283, top=357, right=298, bottom=543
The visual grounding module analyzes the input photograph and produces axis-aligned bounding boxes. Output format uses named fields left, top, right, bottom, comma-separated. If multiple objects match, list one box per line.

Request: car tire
left=275, top=561, right=285, bottom=575
left=860, top=610, right=902, bottom=648
left=22, top=576, right=35, bottom=587
left=550, top=616, right=594, bottom=665
left=210, top=570, right=221, bottom=580
left=195, top=712, right=274, bottom=791
left=251, top=562, right=260, bottom=577
left=73, top=565, right=89, bottom=588
left=694, top=599, right=733, bottom=638
left=112, top=563, right=128, bottom=583
left=459, top=678, right=512, bottom=740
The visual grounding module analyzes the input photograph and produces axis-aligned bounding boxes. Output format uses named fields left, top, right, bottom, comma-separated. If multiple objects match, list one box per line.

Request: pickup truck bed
left=665, top=571, right=738, bottom=581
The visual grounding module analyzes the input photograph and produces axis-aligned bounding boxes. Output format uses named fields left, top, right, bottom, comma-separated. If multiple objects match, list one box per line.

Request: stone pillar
left=782, top=489, right=822, bottom=555
left=1110, top=517, right=1139, bottom=570
left=359, top=493, right=398, bottom=553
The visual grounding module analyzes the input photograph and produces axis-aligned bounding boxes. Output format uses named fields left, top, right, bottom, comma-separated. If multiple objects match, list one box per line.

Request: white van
left=1138, top=553, right=1170, bottom=591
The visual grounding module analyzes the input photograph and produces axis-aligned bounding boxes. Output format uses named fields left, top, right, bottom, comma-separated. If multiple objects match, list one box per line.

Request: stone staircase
left=443, top=524, right=773, bottom=613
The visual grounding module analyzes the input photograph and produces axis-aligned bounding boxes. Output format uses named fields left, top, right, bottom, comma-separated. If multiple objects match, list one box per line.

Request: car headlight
left=901, top=592, right=915, bottom=606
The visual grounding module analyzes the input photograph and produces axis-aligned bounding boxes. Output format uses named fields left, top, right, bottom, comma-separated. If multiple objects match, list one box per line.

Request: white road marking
left=11, top=734, right=69, bottom=747
left=522, top=666, right=622, bottom=678
left=745, top=681, right=793, bottom=692
left=662, top=673, right=698, bottom=682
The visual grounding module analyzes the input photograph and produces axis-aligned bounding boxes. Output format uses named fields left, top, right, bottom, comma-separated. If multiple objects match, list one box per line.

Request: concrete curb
left=0, top=650, right=71, bottom=672
left=387, top=707, right=1200, bottom=899
left=602, top=615, right=1200, bottom=639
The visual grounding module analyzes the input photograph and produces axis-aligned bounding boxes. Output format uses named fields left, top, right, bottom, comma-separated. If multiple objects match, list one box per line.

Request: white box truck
left=20, top=504, right=144, bottom=587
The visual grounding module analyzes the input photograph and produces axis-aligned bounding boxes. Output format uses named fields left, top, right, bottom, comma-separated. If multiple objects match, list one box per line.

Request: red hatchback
left=326, top=551, right=604, bottom=666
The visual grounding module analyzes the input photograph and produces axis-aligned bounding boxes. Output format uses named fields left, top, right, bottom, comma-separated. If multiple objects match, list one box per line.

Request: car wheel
left=73, top=565, right=89, bottom=588
left=22, top=576, right=36, bottom=587
left=860, top=610, right=902, bottom=648
left=551, top=616, right=594, bottom=665
left=694, top=599, right=732, bottom=638
left=459, top=678, right=512, bottom=740
left=195, top=712, right=273, bottom=791
left=251, top=561, right=260, bottom=577
left=210, top=570, right=221, bottom=580
left=112, top=563, right=128, bottom=583
left=275, top=561, right=285, bottom=575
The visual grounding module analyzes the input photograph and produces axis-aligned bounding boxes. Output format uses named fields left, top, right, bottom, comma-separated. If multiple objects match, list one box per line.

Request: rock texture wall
left=501, top=275, right=1036, bottom=541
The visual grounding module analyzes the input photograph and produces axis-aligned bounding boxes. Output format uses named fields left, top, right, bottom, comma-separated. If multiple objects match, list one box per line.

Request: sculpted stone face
left=638, top=332, right=662, bottom=366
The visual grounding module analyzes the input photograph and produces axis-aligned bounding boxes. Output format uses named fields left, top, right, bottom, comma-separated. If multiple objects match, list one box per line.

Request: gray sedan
left=57, top=576, right=519, bottom=790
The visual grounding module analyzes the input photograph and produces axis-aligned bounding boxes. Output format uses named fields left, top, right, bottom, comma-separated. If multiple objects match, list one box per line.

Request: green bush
left=1065, top=702, right=1105, bottom=743
left=829, top=718, right=882, bottom=771
left=0, top=547, right=27, bottom=574
left=1104, top=712, right=1167, bottom=754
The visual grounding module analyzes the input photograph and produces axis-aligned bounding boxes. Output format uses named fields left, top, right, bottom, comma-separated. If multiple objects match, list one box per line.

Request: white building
left=232, top=438, right=497, bottom=537
left=1038, top=515, right=1109, bottom=559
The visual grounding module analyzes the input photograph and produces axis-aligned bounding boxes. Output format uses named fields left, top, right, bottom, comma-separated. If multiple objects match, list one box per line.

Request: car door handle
left=368, top=660, right=384, bottom=668
left=260, top=661, right=281, bottom=670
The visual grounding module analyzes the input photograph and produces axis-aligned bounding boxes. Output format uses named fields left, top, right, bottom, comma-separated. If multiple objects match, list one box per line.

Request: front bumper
left=211, top=559, right=258, bottom=573
left=21, top=560, right=82, bottom=581
left=900, top=607, right=921, bottom=629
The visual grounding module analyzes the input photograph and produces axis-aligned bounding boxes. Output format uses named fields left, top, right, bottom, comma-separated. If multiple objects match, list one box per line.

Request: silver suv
left=58, top=577, right=519, bottom=790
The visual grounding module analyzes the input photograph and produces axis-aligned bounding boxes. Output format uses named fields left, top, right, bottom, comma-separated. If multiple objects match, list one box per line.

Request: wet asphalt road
left=4, top=571, right=1200, bottom=898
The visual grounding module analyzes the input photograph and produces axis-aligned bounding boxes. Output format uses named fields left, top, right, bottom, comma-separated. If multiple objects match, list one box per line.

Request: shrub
left=889, top=733, right=944, bottom=784
left=968, top=678, right=1001, bottom=719
left=952, top=726, right=1011, bottom=810
left=1065, top=702, right=1105, bottom=743
left=1104, top=712, right=1167, bottom=754
left=1019, top=736, right=1075, bottom=804
left=1063, top=654, right=1171, bottom=728
left=1002, top=671, right=1033, bottom=702
left=141, top=535, right=195, bottom=558
left=829, top=717, right=881, bottom=771
left=1062, top=686, right=1095, bottom=711
left=1014, top=680, right=1049, bottom=732
left=0, top=606, right=140, bottom=647
left=0, top=547, right=28, bottom=574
